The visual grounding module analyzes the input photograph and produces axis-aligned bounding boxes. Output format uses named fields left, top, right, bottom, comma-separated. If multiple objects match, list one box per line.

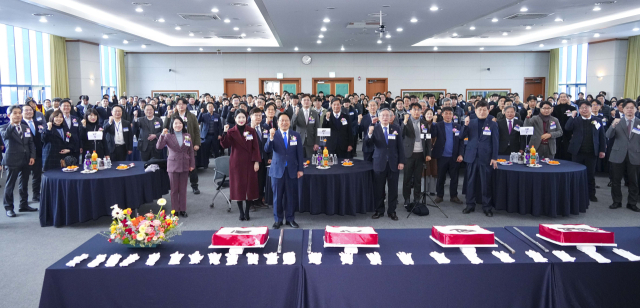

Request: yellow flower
left=139, top=225, right=147, bottom=233
left=171, top=210, right=175, bottom=215
left=157, top=198, right=167, bottom=206
left=136, top=233, right=145, bottom=241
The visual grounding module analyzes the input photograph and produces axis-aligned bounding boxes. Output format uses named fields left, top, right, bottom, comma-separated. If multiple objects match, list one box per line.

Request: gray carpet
left=1, top=143, right=639, bottom=307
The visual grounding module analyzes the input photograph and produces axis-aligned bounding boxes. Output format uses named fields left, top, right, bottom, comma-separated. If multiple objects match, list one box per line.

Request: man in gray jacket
left=523, top=101, right=563, bottom=159
left=605, top=99, right=640, bottom=212
left=291, top=94, right=320, bottom=158
left=401, top=103, right=433, bottom=206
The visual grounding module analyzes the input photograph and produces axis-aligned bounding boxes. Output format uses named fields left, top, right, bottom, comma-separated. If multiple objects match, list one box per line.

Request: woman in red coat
left=220, top=109, right=262, bottom=221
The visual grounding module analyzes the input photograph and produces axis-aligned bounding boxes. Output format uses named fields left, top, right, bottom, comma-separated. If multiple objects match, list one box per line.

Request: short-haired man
left=524, top=101, right=563, bottom=159
left=2, top=106, right=36, bottom=217
left=431, top=107, right=465, bottom=204
left=401, top=103, right=432, bottom=206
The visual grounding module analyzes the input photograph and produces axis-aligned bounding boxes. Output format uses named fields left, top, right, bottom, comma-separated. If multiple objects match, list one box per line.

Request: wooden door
left=224, top=79, right=246, bottom=96
left=366, top=78, right=388, bottom=98
left=524, top=77, right=545, bottom=98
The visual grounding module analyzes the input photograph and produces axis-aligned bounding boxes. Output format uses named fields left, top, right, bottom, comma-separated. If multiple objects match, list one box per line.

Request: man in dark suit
left=322, top=98, right=355, bottom=158
left=1, top=106, right=36, bottom=217
left=76, top=95, right=92, bottom=119
left=431, top=107, right=465, bottom=204
left=198, top=102, right=223, bottom=159
left=460, top=101, right=499, bottom=216
left=96, top=98, right=112, bottom=126
left=104, top=105, right=133, bottom=161
left=364, top=109, right=406, bottom=220
left=59, top=99, right=83, bottom=160
left=401, top=103, right=432, bottom=206
left=565, top=100, right=606, bottom=202
left=264, top=113, right=304, bottom=229
left=291, top=94, right=320, bottom=158
left=21, top=105, right=43, bottom=202
left=250, top=108, right=271, bottom=208
left=117, top=96, right=134, bottom=122
left=133, top=104, right=163, bottom=161
left=358, top=100, right=379, bottom=162
left=552, top=93, right=577, bottom=160
left=44, top=98, right=61, bottom=123
left=498, top=106, right=525, bottom=155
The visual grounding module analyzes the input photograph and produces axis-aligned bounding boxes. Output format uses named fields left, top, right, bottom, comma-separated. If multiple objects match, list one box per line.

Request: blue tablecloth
left=39, top=230, right=303, bottom=308
left=302, top=228, right=553, bottom=308
left=265, top=160, right=375, bottom=215
left=506, top=226, right=640, bottom=308
left=125, top=142, right=141, bottom=161
left=39, top=161, right=170, bottom=227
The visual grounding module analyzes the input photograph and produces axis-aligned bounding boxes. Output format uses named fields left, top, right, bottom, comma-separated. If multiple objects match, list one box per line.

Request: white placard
left=87, top=131, right=103, bottom=140
left=190, top=110, right=197, bottom=115
left=317, top=128, right=331, bottom=137
left=520, top=126, right=534, bottom=136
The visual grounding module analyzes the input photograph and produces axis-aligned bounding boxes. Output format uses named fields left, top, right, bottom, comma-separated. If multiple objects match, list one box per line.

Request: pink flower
left=152, top=220, right=161, bottom=227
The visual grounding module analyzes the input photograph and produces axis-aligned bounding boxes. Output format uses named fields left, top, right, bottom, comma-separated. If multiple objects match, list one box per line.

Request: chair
left=210, top=156, right=232, bottom=211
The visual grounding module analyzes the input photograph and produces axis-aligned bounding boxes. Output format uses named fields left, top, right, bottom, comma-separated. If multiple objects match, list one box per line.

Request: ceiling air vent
left=347, top=22, right=381, bottom=29
left=216, top=35, right=244, bottom=39
left=504, top=13, right=553, bottom=20
left=178, top=14, right=221, bottom=21
left=229, top=3, right=249, bottom=7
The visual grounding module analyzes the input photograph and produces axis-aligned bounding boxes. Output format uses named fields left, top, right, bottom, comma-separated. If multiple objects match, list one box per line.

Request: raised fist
left=109, top=116, right=114, bottom=124
left=162, top=128, right=169, bottom=135
left=358, top=114, right=363, bottom=123
left=81, top=119, right=86, bottom=127
left=368, top=125, right=375, bottom=135
left=167, top=109, right=173, bottom=116
left=224, top=124, right=230, bottom=132
left=612, top=118, right=621, bottom=127
left=47, top=122, right=52, bottom=130
left=326, top=111, right=331, bottom=120
left=133, top=110, right=138, bottom=117
left=269, top=128, right=276, bottom=138
left=527, top=109, right=533, bottom=117
left=571, top=110, right=577, bottom=118
left=371, top=116, right=378, bottom=124
left=404, top=113, right=410, bottom=123
left=464, top=116, right=470, bottom=126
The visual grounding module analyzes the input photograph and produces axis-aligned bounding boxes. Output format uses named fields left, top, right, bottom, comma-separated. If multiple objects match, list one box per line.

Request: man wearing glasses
left=524, top=101, right=563, bottom=159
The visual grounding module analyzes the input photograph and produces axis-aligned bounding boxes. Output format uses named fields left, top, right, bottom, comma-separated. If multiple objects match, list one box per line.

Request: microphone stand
left=408, top=163, right=448, bottom=218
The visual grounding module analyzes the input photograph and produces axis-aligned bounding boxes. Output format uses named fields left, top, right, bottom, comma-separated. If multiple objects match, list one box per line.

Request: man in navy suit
left=565, top=100, right=606, bottom=202
left=60, top=99, right=83, bottom=160
left=358, top=100, right=379, bottom=162
left=265, top=113, right=304, bottom=229
left=364, top=109, right=406, bottom=220
left=21, top=105, right=43, bottom=202
left=322, top=98, right=355, bottom=158
left=431, top=107, right=465, bottom=204
left=460, top=101, right=499, bottom=216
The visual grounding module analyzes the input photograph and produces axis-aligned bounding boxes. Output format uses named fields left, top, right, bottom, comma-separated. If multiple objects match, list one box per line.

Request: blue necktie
left=384, top=127, right=388, bottom=144
left=28, top=120, right=35, bottom=134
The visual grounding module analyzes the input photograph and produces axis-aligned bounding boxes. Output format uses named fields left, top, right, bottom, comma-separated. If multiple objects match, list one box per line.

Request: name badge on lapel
left=24, top=130, right=31, bottom=138
left=37, top=117, right=43, bottom=122
left=592, top=121, right=601, bottom=130
left=550, top=121, right=557, bottom=130
left=349, top=112, right=354, bottom=115
left=309, top=117, right=315, bottom=124
left=263, top=129, right=268, bottom=139
left=341, top=118, right=348, bottom=126
left=246, top=134, right=254, bottom=140
left=388, top=135, right=396, bottom=140
left=425, top=133, right=431, bottom=139
left=483, top=127, right=492, bottom=136
left=632, top=126, right=640, bottom=135
left=154, top=122, right=161, bottom=129
left=214, top=118, right=219, bottom=122
left=65, top=137, right=70, bottom=142
left=290, top=136, right=297, bottom=146
left=184, top=139, right=191, bottom=147
left=514, top=125, right=520, bottom=132
left=453, top=128, right=460, bottom=137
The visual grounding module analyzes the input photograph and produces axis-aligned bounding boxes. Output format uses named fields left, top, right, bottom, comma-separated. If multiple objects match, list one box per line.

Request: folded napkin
left=87, top=254, right=107, bottom=268
left=339, top=252, right=354, bottom=265
left=144, top=164, right=160, bottom=172
left=66, top=254, right=89, bottom=267
left=612, top=248, right=640, bottom=261
left=208, top=252, right=222, bottom=265
left=492, top=251, right=515, bottom=263
left=119, top=254, right=140, bottom=267
left=525, top=250, right=548, bottom=263
left=168, top=251, right=185, bottom=265
left=366, top=252, right=382, bottom=265
left=577, top=246, right=610, bottom=263
left=552, top=250, right=576, bottom=262
left=429, top=252, right=451, bottom=264
left=308, top=252, right=323, bottom=265
left=246, top=253, right=259, bottom=265
left=264, top=252, right=279, bottom=265
left=282, top=252, right=296, bottom=265
left=188, top=251, right=204, bottom=265
left=146, top=253, right=161, bottom=266
left=104, top=254, right=122, bottom=267
left=225, top=253, right=239, bottom=266
left=396, top=252, right=414, bottom=265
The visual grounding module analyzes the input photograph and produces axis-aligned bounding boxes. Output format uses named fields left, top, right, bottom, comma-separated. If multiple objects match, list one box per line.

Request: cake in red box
left=431, top=225, right=495, bottom=245
left=539, top=224, right=614, bottom=244
left=211, top=227, right=269, bottom=246
left=325, top=226, right=378, bottom=245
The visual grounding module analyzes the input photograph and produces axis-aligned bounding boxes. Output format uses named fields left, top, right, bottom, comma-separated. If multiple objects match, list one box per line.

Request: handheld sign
left=87, top=131, right=103, bottom=140
left=520, top=126, right=534, bottom=136
left=317, top=128, right=331, bottom=137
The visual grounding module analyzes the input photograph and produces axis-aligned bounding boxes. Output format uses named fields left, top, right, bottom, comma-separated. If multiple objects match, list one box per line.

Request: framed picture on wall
left=400, top=89, right=447, bottom=100
left=466, top=89, right=511, bottom=99
left=151, top=90, right=200, bottom=99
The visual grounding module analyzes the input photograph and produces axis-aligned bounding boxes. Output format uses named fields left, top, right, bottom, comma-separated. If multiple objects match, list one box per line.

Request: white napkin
left=492, top=251, right=515, bottom=263
left=396, top=252, right=414, bottom=265
left=119, top=254, right=140, bottom=267
left=87, top=254, right=107, bottom=268
left=461, top=248, right=483, bottom=264
left=339, top=252, right=354, bottom=265
left=366, top=252, right=382, bottom=265
left=308, top=252, right=322, bottom=265
left=612, top=248, right=640, bottom=261
left=208, top=252, right=222, bottom=265
left=66, top=254, right=89, bottom=267
left=168, top=251, right=185, bottom=265
left=246, top=253, right=260, bottom=265
left=188, top=251, right=204, bottom=265
left=282, top=252, right=296, bottom=265
left=144, top=164, right=159, bottom=172
left=429, top=252, right=451, bottom=264
left=577, top=246, right=610, bottom=263
left=525, top=250, right=548, bottom=263
left=552, top=250, right=576, bottom=262
left=104, top=254, right=122, bottom=267
left=264, top=252, right=279, bottom=265
left=225, top=253, right=239, bottom=266
left=146, top=253, right=161, bottom=266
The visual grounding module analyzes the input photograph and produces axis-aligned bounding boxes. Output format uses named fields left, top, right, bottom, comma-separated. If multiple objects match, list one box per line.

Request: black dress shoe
left=6, top=210, right=16, bottom=217
left=287, top=221, right=299, bottom=228
left=272, top=221, right=282, bottom=229
left=484, top=210, right=493, bottom=217
left=388, top=212, right=399, bottom=221
left=462, top=207, right=475, bottom=214
left=607, top=181, right=613, bottom=187
left=627, top=204, right=640, bottom=212
left=192, top=188, right=201, bottom=194
left=18, top=205, right=38, bottom=212
left=182, top=211, right=188, bottom=217
left=589, top=196, right=598, bottom=202
left=32, top=197, right=40, bottom=202
left=429, top=192, right=436, bottom=196
left=609, top=203, right=622, bottom=209
left=595, top=185, right=601, bottom=189
left=371, top=212, right=384, bottom=219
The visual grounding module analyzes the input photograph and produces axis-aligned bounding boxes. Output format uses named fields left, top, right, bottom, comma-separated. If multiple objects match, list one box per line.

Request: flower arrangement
left=101, top=198, right=182, bottom=247
left=66, top=132, right=71, bottom=138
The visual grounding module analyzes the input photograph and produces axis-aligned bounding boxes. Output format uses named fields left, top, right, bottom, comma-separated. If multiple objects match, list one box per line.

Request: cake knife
left=494, top=236, right=515, bottom=254
left=512, top=227, right=549, bottom=253
left=277, top=229, right=283, bottom=254
left=307, top=230, right=313, bottom=254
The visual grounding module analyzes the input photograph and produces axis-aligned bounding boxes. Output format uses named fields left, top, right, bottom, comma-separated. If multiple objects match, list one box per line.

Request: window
left=99, top=45, right=118, bottom=97
left=0, top=23, right=51, bottom=105
left=558, top=43, right=588, bottom=100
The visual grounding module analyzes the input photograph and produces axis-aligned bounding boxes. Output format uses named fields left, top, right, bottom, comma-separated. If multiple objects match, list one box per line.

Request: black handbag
left=405, top=202, right=430, bottom=216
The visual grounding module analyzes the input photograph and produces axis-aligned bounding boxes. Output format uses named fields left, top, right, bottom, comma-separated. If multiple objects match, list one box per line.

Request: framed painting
left=151, top=90, right=200, bottom=99
left=466, top=89, right=511, bottom=99
left=400, top=89, right=447, bottom=100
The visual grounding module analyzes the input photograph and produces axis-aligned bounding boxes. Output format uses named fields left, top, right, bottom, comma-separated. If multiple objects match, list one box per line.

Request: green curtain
left=49, top=34, right=69, bottom=98
left=116, top=48, right=127, bottom=97
left=624, top=35, right=640, bottom=100
left=547, top=48, right=559, bottom=98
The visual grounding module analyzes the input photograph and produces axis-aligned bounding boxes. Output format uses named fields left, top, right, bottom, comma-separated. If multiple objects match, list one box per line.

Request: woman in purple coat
left=220, top=109, right=262, bottom=221
left=156, top=117, right=195, bottom=217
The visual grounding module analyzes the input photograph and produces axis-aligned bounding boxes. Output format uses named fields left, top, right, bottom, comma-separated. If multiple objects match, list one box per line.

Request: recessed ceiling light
left=593, top=33, right=600, bottom=37
left=247, top=48, right=251, bottom=51
left=433, top=47, right=438, bottom=50
left=593, top=6, right=601, bottom=11
left=123, top=40, right=128, bottom=44
left=321, top=27, right=327, bottom=31
left=377, top=40, right=382, bottom=44
left=189, top=32, right=194, bottom=36
left=241, top=33, right=246, bottom=37
left=491, top=18, right=498, bottom=22
left=634, top=27, right=640, bottom=31
left=385, top=33, right=391, bottom=38
left=175, top=26, right=181, bottom=30
left=526, top=26, right=532, bottom=30
left=102, top=34, right=108, bottom=39
left=39, top=17, right=47, bottom=23
left=341, top=46, right=345, bottom=51
left=199, top=48, right=203, bottom=51
left=396, top=27, right=403, bottom=32
left=141, top=44, right=146, bottom=48
left=479, top=47, right=484, bottom=50
left=555, top=17, right=563, bottom=22
left=502, top=32, right=508, bottom=36
left=317, top=40, right=322, bottom=44
left=469, top=26, right=475, bottom=30
left=224, top=19, right=230, bottom=23
left=323, top=18, right=330, bottom=23
left=452, top=33, right=458, bottom=37
left=157, top=18, right=165, bottom=22
left=211, top=8, right=219, bottom=13
left=410, top=17, right=418, bottom=23
left=539, top=44, right=544, bottom=47
left=520, top=7, right=528, bottom=12
left=136, top=7, right=143, bottom=12
left=75, top=27, right=82, bottom=32
left=232, top=27, right=238, bottom=31
left=430, top=6, right=438, bottom=11
left=562, top=39, right=568, bottom=43
left=294, top=47, right=298, bottom=51
left=387, top=46, right=391, bottom=51
left=318, top=34, right=324, bottom=38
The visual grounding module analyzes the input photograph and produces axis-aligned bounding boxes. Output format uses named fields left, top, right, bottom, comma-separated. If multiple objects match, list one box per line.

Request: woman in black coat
left=81, top=108, right=107, bottom=157
left=42, top=110, right=71, bottom=171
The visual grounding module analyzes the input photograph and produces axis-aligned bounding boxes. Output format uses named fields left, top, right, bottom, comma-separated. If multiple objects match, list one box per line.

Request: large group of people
left=3, top=89, right=640, bottom=226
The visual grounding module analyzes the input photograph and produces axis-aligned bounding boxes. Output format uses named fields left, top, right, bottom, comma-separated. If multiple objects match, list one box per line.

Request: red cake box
left=539, top=224, right=615, bottom=244
left=431, top=225, right=495, bottom=245
left=324, top=226, right=378, bottom=245
left=211, top=227, right=269, bottom=246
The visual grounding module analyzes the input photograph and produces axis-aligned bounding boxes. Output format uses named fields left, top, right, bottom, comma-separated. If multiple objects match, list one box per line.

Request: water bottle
left=106, top=157, right=112, bottom=168
left=84, top=151, right=91, bottom=170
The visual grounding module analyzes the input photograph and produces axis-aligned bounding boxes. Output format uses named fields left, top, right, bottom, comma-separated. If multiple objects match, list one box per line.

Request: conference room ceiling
left=4, top=0, right=640, bottom=52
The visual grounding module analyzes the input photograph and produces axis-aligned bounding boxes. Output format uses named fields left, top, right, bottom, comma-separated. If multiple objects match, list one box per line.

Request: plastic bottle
left=524, top=146, right=531, bottom=166
left=530, top=146, right=537, bottom=165
left=322, top=147, right=329, bottom=167
left=91, top=151, right=98, bottom=170
left=84, top=151, right=91, bottom=170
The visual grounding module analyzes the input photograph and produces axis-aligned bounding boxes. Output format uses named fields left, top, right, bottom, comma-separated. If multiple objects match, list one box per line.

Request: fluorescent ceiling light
left=396, top=28, right=403, bottom=32
left=141, top=44, right=146, bottom=48
left=320, top=27, right=327, bottom=31
left=189, top=32, right=194, bottom=36
left=452, top=33, right=458, bottom=37
left=526, top=26, right=532, bottom=30
left=492, top=18, right=498, bottom=22
left=136, top=8, right=143, bottom=12
left=211, top=8, right=219, bottom=13
left=433, top=46, right=438, bottom=50
left=430, top=6, right=438, bottom=11
left=562, top=39, right=568, bottom=43
left=199, top=48, right=203, bottom=51
left=341, top=46, right=345, bottom=51
left=633, top=27, right=639, bottom=31
left=318, top=34, right=324, bottom=38
left=323, top=18, right=330, bottom=23
left=102, top=34, right=108, bottom=39
left=539, top=44, right=544, bottom=47
left=469, top=26, right=475, bottom=30
left=377, top=40, right=382, bottom=44
left=247, top=48, right=251, bottom=51
left=75, top=27, right=82, bottom=32
left=39, top=17, right=47, bottom=22
left=593, top=33, right=600, bottom=37
left=555, top=18, right=563, bottom=22
left=502, top=32, right=508, bottom=36
left=317, top=40, right=321, bottom=44
left=233, top=27, right=239, bottom=31
left=224, top=19, right=230, bottom=23
left=593, top=6, right=601, bottom=11
left=387, top=46, right=391, bottom=51
left=479, top=47, right=484, bottom=50
left=520, top=7, right=528, bottom=12
left=241, top=33, right=246, bottom=37
left=294, top=47, right=298, bottom=50
left=386, top=34, right=391, bottom=38
left=157, top=18, right=165, bottom=23
left=410, top=18, right=418, bottom=23
left=123, top=40, right=128, bottom=44
left=175, top=26, right=181, bottom=30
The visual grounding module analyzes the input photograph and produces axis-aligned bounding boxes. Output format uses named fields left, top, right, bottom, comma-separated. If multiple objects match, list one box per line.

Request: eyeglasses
left=541, top=107, right=552, bottom=110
